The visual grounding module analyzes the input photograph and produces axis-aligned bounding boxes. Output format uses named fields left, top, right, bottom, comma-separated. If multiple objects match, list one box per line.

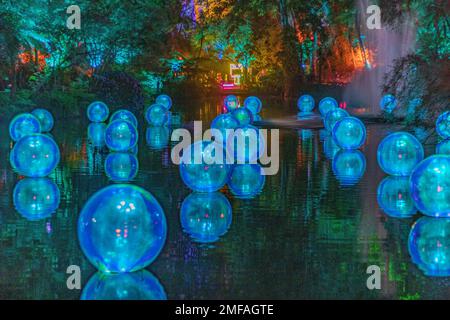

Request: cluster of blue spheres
left=87, top=101, right=109, bottom=122
left=379, top=94, right=397, bottom=113
left=224, top=95, right=239, bottom=112
left=332, top=117, right=366, bottom=149
left=436, top=111, right=450, bottom=139
left=244, top=96, right=262, bottom=114
left=228, top=164, right=265, bottom=199
left=377, top=176, right=416, bottom=218
left=324, top=108, right=349, bottom=131
left=297, top=94, right=315, bottom=113
left=145, top=103, right=170, bottom=126
left=155, top=94, right=172, bottom=110
left=105, top=153, right=139, bottom=182
left=110, top=109, right=138, bottom=128
left=105, top=120, right=138, bottom=152
left=9, top=113, right=41, bottom=142
left=31, top=108, right=54, bottom=132
left=332, top=150, right=366, bottom=186
left=318, top=97, right=338, bottom=117
left=231, top=107, right=253, bottom=126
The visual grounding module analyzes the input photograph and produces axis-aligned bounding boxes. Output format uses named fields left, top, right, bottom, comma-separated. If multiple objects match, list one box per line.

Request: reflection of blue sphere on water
left=332, top=117, right=366, bottom=149
left=110, top=109, right=138, bottom=128
left=87, top=123, right=106, bottom=147
left=180, top=192, right=232, bottom=243
left=9, top=113, right=41, bottom=142
left=380, top=94, right=397, bottom=113
left=81, top=270, right=166, bottom=300
left=10, top=134, right=60, bottom=177
left=377, top=132, right=424, bottom=176
left=323, top=134, right=340, bottom=159
left=224, top=95, right=239, bottom=112
left=297, top=94, right=315, bottom=113
left=319, top=97, right=338, bottom=117
left=180, top=141, right=231, bottom=192
left=410, top=155, right=450, bottom=217
left=78, top=184, right=167, bottom=273
left=105, top=153, right=139, bottom=182
left=226, top=125, right=265, bottom=163
left=408, top=217, right=450, bottom=276
left=299, top=129, right=312, bottom=140
left=244, top=96, right=262, bottom=114
left=324, top=108, right=349, bottom=131
left=13, top=178, right=60, bottom=221
left=332, top=150, right=366, bottom=186
left=436, top=111, right=450, bottom=139
left=231, top=107, right=253, bottom=126
left=228, top=164, right=265, bottom=199
left=146, top=126, right=170, bottom=150
left=145, top=104, right=170, bottom=126
left=211, top=113, right=239, bottom=144
left=156, top=94, right=172, bottom=110
left=31, top=108, right=54, bottom=132
left=436, top=139, right=450, bottom=155
left=87, top=101, right=109, bottom=122
left=105, top=120, right=138, bottom=152
left=377, top=176, right=416, bottom=218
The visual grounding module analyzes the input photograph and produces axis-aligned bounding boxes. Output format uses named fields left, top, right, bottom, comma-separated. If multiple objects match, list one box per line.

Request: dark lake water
left=0, top=97, right=449, bottom=299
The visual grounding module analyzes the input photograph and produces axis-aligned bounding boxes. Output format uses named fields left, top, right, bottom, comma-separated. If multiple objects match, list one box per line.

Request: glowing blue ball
left=436, top=139, right=450, bottom=155
left=146, top=126, right=170, bottom=150
left=377, top=176, right=416, bottom=218
left=410, top=155, right=450, bottom=217
left=78, top=184, right=167, bottom=273
left=211, top=113, right=239, bottom=145
left=324, top=108, right=349, bottom=131
left=10, top=134, right=60, bottom=177
left=231, top=107, right=253, bottom=126
left=332, top=150, right=366, bottom=186
left=318, top=97, right=338, bottom=117
left=179, top=141, right=231, bottom=192
left=224, top=95, right=239, bottom=112
left=105, top=120, right=138, bottom=152
left=13, top=178, right=60, bottom=221
left=87, top=101, right=109, bottom=122
left=228, top=164, right=265, bottom=199
left=9, top=113, right=41, bottom=142
left=380, top=94, right=397, bottom=113
left=332, top=117, right=366, bottom=149
left=155, top=94, right=172, bottom=110
left=226, top=125, right=265, bottom=163
left=297, top=95, right=315, bottom=113
left=87, top=123, right=106, bottom=147
left=31, top=108, right=54, bottom=132
left=377, top=132, right=424, bottom=176
left=110, top=109, right=138, bottom=128
left=105, top=153, right=139, bottom=182
left=436, top=111, right=450, bottom=139
left=323, top=134, right=340, bottom=159
left=145, top=103, right=170, bottom=126
left=244, top=96, right=262, bottom=114
left=408, top=217, right=450, bottom=276
left=180, top=192, right=232, bottom=243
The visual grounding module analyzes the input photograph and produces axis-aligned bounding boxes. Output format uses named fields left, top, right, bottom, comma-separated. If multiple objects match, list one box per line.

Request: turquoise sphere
left=324, top=108, right=349, bottom=131
left=408, top=217, right=450, bottom=276
left=145, top=103, right=170, bottom=126
left=377, top=176, right=416, bottom=218
left=436, top=139, right=450, bottom=155
left=78, top=184, right=167, bottom=273
left=13, top=178, right=60, bottom=221
left=211, top=113, right=240, bottom=145
left=10, top=134, right=60, bottom=177
left=110, top=109, right=138, bottom=128
left=179, top=141, right=231, bottom=192
left=146, top=126, right=170, bottom=150
left=105, top=120, right=138, bottom=152
left=231, top=107, right=253, bottom=126
left=155, top=94, right=172, bottom=110
left=436, top=111, right=450, bottom=139
left=377, top=132, right=424, bottom=176
left=410, top=155, right=450, bottom=217
left=332, top=117, right=366, bottom=149
left=224, top=95, right=239, bottom=112
left=87, top=123, right=106, bottom=147
left=81, top=270, right=166, bottom=300
left=9, top=113, right=41, bottom=142
left=105, top=153, right=139, bottom=182
left=226, top=125, right=265, bottom=163
left=180, top=192, right=232, bottom=243
left=380, top=94, right=397, bottom=113
left=31, top=108, right=54, bottom=132
left=332, top=150, right=366, bottom=186
left=297, top=94, right=315, bottom=113
left=87, top=101, right=109, bottom=122
left=244, top=96, right=262, bottom=114
left=318, top=97, right=338, bottom=117
left=228, top=164, right=265, bottom=199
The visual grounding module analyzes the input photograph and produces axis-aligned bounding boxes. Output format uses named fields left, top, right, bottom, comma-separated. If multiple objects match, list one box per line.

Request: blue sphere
left=78, top=184, right=167, bottom=273
left=110, top=109, right=138, bottom=128
left=13, top=178, right=60, bottom=221
left=297, top=95, right=315, bottom=113
left=105, top=120, right=138, bottom=152
left=211, top=113, right=240, bottom=145
left=244, top=96, right=262, bottom=114
left=145, top=103, right=170, bottom=126
left=87, top=101, right=109, bottom=122
left=436, top=139, right=450, bottom=155
left=146, top=126, right=170, bottom=150
left=226, top=125, right=265, bottom=163
left=410, top=155, right=450, bottom=217
left=377, top=132, right=424, bottom=176
left=408, top=217, right=450, bottom=276
left=10, top=134, right=60, bottom=177
left=9, top=113, right=41, bottom=142
left=228, top=164, right=265, bottom=198
left=380, top=94, right=397, bottom=113
left=155, top=94, right=172, bottom=110
left=179, top=141, right=231, bottom=192
left=31, top=108, right=54, bottom=132
left=105, top=153, right=139, bottom=182
left=332, top=117, right=366, bottom=149
left=224, top=95, right=239, bottom=112
left=87, top=123, right=106, bottom=147
left=377, top=176, right=416, bottom=218
left=231, top=107, right=253, bottom=126
left=318, top=97, right=338, bottom=117
left=324, top=108, right=349, bottom=131
left=332, top=150, right=366, bottom=186
left=436, top=111, right=450, bottom=139
left=180, top=192, right=232, bottom=243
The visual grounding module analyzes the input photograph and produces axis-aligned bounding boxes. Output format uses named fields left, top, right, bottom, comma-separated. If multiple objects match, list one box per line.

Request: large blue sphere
left=332, top=150, right=366, bottom=186
left=297, top=95, right=315, bottom=113
left=318, top=97, right=338, bottom=117
left=380, top=94, right=397, bottom=113
left=436, top=111, right=450, bottom=139
left=87, top=101, right=109, bottom=122
left=180, top=192, right=232, bottom=243
left=31, top=108, right=54, bottom=132
left=155, top=94, right=172, bottom=110
left=224, top=95, right=239, bottom=112
left=244, top=96, right=262, bottom=114
left=231, top=107, right=253, bottom=126
left=226, top=125, right=265, bottom=163
left=410, top=155, right=450, bottom=217
left=81, top=270, right=167, bottom=300
left=78, top=184, right=167, bottom=273
left=179, top=141, right=231, bottom=192
left=211, top=113, right=240, bottom=145
left=436, top=139, right=450, bottom=155
left=145, top=103, right=170, bottom=126
left=332, top=117, right=366, bottom=149
left=87, top=123, right=106, bottom=147
left=377, top=132, right=424, bottom=176
left=105, top=120, right=138, bottom=152
left=324, top=108, right=349, bottom=131
left=408, top=217, right=450, bottom=276
left=13, top=178, right=60, bottom=220
left=105, top=153, right=139, bottom=182
left=110, top=109, right=138, bottom=128
left=228, top=164, right=265, bottom=199
left=377, top=176, right=416, bottom=218
left=9, top=113, right=41, bottom=142
left=10, top=134, right=60, bottom=177
left=146, top=126, right=170, bottom=150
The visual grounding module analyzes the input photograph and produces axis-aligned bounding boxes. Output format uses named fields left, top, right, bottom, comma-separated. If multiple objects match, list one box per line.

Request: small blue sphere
left=380, top=94, right=397, bottom=113
left=10, top=134, right=60, bottom=177
left=224, top=95, right=239, bottom=112
left=318, top=97, right=338, bottom=117
left=297, top=95, right=315, bottom=113
left=332, top=117, right=366, bottom=149
left=410, top=155, right=450, bottom=217
left=145, top=103, right=170, bottom=126
left=211, top=113, right=240, bottom=145
left=332, top=150, right=366, bottom=186
left=231, top=107, right=253, bottom=126
left=408, top=217, right=450, bottom=276
left=436, top=111, right=450, bottom=139
left=105, top=120, right=138, bottom=152
left=155, top=94, right=172, bottom=110
left=226, top=125, right=265, bottom=163
left=87, top=123, right=106, bottom=147
left=377, top=132, right=424, bottom=176
left=87, top=101, right=109, bottom=122
left=377, top=176, right=416, bottom=218
left=244, top=96, right=262, bottom=114
left=228, top=164, right=265, bottom=199
left=436, top=139, right=450, bottom=155
left=31, top=108, right=54, bottom=132
left=180, top=192, right=232, bottom=243
left=110, top=109, right=138, bottom=128
left=105, top=153, right=139, bottom=182
left=146, top=126, right=170, bottom=150
left=324, top=108, right=349, bottom=131
left=9, top=113, right=41, bottom=142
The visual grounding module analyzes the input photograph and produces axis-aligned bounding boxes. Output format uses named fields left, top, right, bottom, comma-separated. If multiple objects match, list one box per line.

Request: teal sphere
left=332, top=117, right=366, bottom=149
left=9, top=113, right=41, bottom=142
left=78, top=184, right=167, bottom=273
left=110, top=109, right=138, bottom=128
left=155, top=94, right=172, bottom=110
left=436, top=139, right=450, bottom=155
left=436, top=111, right=450, bottom=139
left=318, top=97, right=338, bottom=117
left=145, top=103, right=170, bottom=126
left=380, top=94, right=397, bottom=113
left=231, top=107, right=253, bottom=126
left=87, top=101, right=109, bottom=122
left=224, top=95, right=239, bottom=112
left=146, top=126, right=170, bottom=150
left=228, top=164, right=265, bottom=199
left=211, top=113, right=239, bottom=145
left=377, top=132, right=424, bottom=176
left=324, top=108, right=349, bottom=131
left=10, top=134, right=60, bottom=177
left=332, top=150, right=366, bottom=186
left=105, top=120, right=138, bottom=152
left=87, top=123, right=106, bottom=147
left=410, top=155, right=450, bottom=217
left=297, top=95, right=315, bottom=113
left=244, top=96, right=262, bottom=114
left=105, top=153, right=139, bottom=182
left=377, top=176, right=416, bottom=218
left=226, top=125, right=265, bottom=163
left=31, top=108, right=54, bottom=132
